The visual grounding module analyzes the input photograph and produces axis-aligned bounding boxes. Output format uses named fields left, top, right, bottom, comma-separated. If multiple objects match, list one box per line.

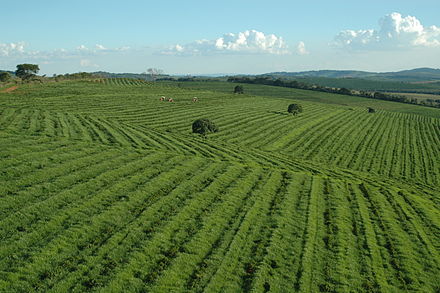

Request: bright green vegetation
left=162, top=80, right=440, bottom=118
left=1, top=78, right=439, bottom=292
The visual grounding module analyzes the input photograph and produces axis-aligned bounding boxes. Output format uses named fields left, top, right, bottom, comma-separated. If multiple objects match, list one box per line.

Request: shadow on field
left=268, top=111, right=289, bottom=115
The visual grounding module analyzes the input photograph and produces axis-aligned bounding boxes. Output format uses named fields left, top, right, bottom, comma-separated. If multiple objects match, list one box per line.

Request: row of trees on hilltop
left=227, top=76, right=440, bottom=108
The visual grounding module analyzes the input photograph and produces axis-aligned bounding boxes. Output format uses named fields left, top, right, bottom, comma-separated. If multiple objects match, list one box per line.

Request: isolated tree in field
left=287, top=103, right=303, bottom=115
left=234, top=85, right=244, bottom=94
left=15, top=64, right=39, bottom=80
left=146, top=68, right=164, bottom=81
left=192, top=118, right=218, bottom=136
left=0, top=72, right=11, bottom=82
left=368, top=107, right=376, bottom=113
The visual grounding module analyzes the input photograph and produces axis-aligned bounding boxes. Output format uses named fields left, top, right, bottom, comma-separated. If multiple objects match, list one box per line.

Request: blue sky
left=1, top=0, right=440, bottom=75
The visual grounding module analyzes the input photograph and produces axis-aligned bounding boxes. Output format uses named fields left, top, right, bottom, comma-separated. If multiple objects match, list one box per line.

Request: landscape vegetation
left=0, top=64, right=439, bottom=292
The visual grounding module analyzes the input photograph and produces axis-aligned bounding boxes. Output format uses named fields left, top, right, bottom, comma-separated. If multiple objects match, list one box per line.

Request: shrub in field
left=368, top=107, right=376, bottom=113
left=287, top=103, right=303, bottom=115
left=234, top=85, right=244, bottom=94
left=192, top=118, right=218, bottom=135
left=0, top=72, right=11, bottom=82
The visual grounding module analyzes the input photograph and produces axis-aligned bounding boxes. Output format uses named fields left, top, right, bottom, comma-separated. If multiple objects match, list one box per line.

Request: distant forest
left=227, top=76, right=440, bottom=108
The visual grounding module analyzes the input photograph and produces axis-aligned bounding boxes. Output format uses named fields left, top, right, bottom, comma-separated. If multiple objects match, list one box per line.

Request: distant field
left=389, top=91, right=440, bottom=101
left=161, top=80, right=440, bottom=118
left=261, top=75, right=440, bottom=94
left=1, top=79, right=439, bottom=292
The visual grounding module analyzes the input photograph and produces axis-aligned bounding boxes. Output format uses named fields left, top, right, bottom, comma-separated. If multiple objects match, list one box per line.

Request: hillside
left=162, top=80, right=440, bottom=117
left=0, top=79, right=439, bottom=292
left=268, top=67, right=440, bottom=82
left=270, top=76, right=440, bottom=94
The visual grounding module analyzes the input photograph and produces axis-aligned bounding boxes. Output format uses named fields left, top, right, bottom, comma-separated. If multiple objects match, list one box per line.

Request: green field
left=1, top=78, right=439, bottom=292
left=162, top=80, right=440, bottom=118
left=275, top=76, right=440, bottom=93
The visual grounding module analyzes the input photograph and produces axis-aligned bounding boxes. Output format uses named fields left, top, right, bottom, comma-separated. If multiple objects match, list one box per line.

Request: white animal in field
left=192, top=97, right=199, bottom=102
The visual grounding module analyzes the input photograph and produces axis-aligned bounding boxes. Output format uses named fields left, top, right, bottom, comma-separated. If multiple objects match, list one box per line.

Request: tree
left=192, top=118, right=218, bottom=136
left=146, top=68, right=163, bottom=81
left=287, top=103, right=303, bottom=115
left=0, top=72, right=11, bottom=82
left=338, top=88, right=352, bottom=95
left=367, top=107, right=376, bottom=113
left=15, top=64, right=39, bottom=80
left=234, top=85, right=244, bottom=94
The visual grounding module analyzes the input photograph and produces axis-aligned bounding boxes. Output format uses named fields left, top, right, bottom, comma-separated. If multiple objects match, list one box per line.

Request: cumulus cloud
left=95, top=44, right=106, bottom=50
left=0, top=42, right=26, bottom=56
left=76, top=44, right=88, bottom=51
left=296, top=41, right=309, bottom=55
left=64, top=44, right=128, bottom=56
left=0, top=41, right=132, bottom=66
left=161, top=30, right=290, bottom=55
left=334, top=12, right=440, bottom=50
left=80, top=59, right=99, bottom=68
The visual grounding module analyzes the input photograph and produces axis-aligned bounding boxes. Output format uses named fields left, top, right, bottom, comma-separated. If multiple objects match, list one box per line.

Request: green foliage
left=368, top=107, right=376, bottom=113
left=234, top=85, right=244, bottom=94
left=15, top=64, right=39, bottom=80
left=0, top=72, right=11, bottom=82
left=192, top=118, right=218, bottom=135
left=287, top=103, right=303, bottom=115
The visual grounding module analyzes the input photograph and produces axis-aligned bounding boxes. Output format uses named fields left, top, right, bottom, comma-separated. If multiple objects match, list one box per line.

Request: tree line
left=227, top=76, right=440, bottom=108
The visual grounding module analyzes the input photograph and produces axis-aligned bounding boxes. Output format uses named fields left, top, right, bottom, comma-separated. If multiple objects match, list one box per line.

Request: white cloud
left=76, top=44, right=88, bottom=51
left=95, top=44, right=106, bottom=50
left=79, top=59, right=99, bottom=68
left=297, top=41, right=309, bottom=55
left=0, top=42, right=26, bottom=56
left=334, top=12, right=440, bottom=50
left=161, top=30, right=290, bottom=55
left=0, top=41, right=132, bottom=67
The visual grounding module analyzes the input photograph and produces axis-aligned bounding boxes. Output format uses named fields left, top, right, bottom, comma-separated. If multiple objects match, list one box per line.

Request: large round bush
left=192, top=118, right=218, bottom=135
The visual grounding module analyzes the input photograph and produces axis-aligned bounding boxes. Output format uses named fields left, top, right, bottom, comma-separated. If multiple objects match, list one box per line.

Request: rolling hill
left=268, top=67, right=440, bottom=82
left=0, top=78, right=439, bottom=292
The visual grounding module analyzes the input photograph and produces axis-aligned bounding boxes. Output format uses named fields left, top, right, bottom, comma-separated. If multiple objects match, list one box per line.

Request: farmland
left=0, top=79, right=439, bottom=292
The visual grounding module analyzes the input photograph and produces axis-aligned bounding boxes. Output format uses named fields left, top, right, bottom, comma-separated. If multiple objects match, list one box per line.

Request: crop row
left=0, top=145, right=438, bottom=291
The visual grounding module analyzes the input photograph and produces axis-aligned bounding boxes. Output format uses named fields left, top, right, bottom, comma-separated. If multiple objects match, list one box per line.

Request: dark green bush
left=287, top=104, right=303, bottom=115
left=192, top=118, right=218, bottom=135
left=234, top=85, right=244, bottom=94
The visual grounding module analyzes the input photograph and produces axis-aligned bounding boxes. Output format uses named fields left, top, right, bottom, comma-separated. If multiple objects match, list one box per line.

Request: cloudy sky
left=1, top=0, right=439, bottom=75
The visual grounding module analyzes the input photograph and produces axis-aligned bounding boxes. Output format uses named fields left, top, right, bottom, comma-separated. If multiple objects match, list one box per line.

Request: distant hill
left=268, top=68, right=440, bottom=82
left=92, top=71, right=168, bottom=81
left=0, top=70, right=15, bottom=75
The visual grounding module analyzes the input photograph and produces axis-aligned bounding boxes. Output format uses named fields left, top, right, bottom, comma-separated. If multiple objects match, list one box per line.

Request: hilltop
left=267, top=67, right=440, bottom=82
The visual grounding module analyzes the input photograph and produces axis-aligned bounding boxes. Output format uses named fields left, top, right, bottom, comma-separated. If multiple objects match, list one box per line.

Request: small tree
left=0, top=72, right=11, bottom=82
left=15, top=64, right=39, bottom=80
left=287, top=103, right=303, bottom=115
left=234, top=85, right=244, bottom=94
left=192, top=118, right=218, bottom=136
left=146, top=68, right=163, bottom=81
left=367, top=107, right=376, bottom=113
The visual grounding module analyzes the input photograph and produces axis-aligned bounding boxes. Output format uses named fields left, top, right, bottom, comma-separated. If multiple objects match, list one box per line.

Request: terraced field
left=0, top=79, right=439, bottom=292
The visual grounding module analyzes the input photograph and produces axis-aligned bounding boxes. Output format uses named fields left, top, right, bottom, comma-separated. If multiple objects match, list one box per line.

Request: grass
left=0, top=79, right=439, bottom=292
left=160, top=80, right=440, bottom=118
